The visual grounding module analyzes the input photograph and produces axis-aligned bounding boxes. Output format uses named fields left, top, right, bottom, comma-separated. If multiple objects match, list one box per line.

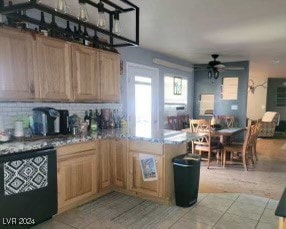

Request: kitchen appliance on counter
left=32, top=107, right=60, bottom=136
left=58, top=109, right=70, bottom=135
left=0, top=147, right=58, bottom=228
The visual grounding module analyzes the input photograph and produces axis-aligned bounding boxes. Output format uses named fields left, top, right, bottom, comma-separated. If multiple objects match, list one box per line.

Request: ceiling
left=26, top=0, right=286, bottom=77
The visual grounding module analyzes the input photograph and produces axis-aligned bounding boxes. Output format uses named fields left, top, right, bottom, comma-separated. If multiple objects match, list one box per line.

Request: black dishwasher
left=0, top=147, right=58, bottom=228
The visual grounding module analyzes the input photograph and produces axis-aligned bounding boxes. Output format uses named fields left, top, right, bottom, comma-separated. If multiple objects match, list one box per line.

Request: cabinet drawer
left=57, top=141, right=97, bottom=159
left=129, top=140, right=163, bottom=155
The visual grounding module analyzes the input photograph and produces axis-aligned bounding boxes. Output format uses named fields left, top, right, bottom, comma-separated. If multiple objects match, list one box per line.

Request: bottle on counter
left=93, top=29, right=99, bottom=48
left=73, top=25, right=79, bottom=41
left=90, top=112, right=98, bottom=132
left=84, top=110, right=89, bottom=124
left=78, top=24, right=84, bottom=43
left=88, top=110, right=93, bottom=130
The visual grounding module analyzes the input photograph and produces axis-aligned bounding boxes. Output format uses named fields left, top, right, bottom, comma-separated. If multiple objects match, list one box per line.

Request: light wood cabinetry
left=0, top=27, right=35, bottom=100
left=71, top=44, right=100, bottom=101
left=57, top=142, right=98, bottom=212
left=99, top=51, right=120, bottom=102
left=111, top=139, right=127, bottom=188
left=99, top=140, right=112, bottom=190
left=35, top=36, right=72, bottom=101
left=128, top=151, right=164, bottom=198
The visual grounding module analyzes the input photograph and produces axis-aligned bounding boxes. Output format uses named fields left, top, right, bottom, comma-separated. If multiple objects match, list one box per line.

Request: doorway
left=127, top=63, right=159, bottom=137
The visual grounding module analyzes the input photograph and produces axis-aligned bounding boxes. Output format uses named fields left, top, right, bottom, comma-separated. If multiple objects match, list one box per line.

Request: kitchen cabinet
left=0, top=27, right=35, bottom=100
left=99, top=51, right=120, bottom=102
left=35, top=35, right=72, bottom=101
left=57, top=142, right=98, bottom=212
left=128, top=140, right=164, bottom=198
left=71, top=44, right=100, bottom=101
left=99, top=140, right=112, bottom=190
left=111, top=139, right=127, bottom=189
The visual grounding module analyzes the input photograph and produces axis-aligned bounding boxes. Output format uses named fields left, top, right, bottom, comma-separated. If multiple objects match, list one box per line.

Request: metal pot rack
left=0, top=0, right=139, bottom=48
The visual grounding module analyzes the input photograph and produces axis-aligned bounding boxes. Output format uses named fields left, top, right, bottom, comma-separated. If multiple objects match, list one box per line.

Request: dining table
left=212, top=127, right=246, bottom=144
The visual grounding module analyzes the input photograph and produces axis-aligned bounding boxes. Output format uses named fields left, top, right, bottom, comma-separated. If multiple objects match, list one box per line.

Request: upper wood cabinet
left=71, top=44, right=100, bottom=101
left=35, top=36, right=72, bottom=101
left=99, top=51, right=120, bottom=102
left=0, top=27, right=35, bottom=100
left=111, top=139, right=127, bottom=189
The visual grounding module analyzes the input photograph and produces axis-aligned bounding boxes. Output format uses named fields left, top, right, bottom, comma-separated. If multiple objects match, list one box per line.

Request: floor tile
left=227, top=201, right=265, bottom=220
left=198, top=193, right=208, bottom=202
left=183, top=205, right=224, bottom=226
left=259, top=208, right=279, bottom=225
left=266, top=199, right=279, bottom=210
left=236, top=194, right=268, bottom=207
left=256, top=221, right=277, bottom=229
left=84, top=218, right=127, bottom=229
left=208, top=193, right=239, bottom=201
left=214, top=212, right=257, bottom=229
left=32, top=219, right=74, bottom=229
left=171, top=218, right=212, bottom=229
left=198, top=195, right=234, bottom=212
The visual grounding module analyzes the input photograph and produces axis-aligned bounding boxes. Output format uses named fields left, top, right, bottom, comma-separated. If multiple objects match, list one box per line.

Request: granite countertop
left=275, top=188, right=286, bottom=218
left=0, top=128, right=204, bottom=156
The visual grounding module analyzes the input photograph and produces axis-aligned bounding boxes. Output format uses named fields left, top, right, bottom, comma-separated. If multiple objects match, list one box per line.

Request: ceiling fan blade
left=214, top=64, right=226, bottom=68
left=223, top=67, right=245, bottom=70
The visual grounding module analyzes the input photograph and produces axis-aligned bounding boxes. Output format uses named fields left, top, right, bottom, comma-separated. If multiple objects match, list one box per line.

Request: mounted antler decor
left=248, top=79, right=267, bottom=94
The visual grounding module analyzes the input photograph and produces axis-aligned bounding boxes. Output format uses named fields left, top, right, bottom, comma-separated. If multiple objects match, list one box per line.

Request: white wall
left=247, top=60, right=286, bottom=119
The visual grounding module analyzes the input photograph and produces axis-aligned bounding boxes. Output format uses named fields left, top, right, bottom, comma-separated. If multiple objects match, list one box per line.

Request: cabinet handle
left=30, top=82, right=35, bottom=94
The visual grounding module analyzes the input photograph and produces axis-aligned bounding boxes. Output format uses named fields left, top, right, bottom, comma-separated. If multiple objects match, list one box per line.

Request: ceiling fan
left=195, top=54, right=245, bottom=79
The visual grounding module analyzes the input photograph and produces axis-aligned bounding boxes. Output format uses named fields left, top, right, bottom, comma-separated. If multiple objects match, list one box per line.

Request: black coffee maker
left=58, top=110, right=70, bottom=134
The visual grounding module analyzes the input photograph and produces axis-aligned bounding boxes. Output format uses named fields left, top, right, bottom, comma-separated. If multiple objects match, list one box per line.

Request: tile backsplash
left=0, top=102, right=122, bottom=130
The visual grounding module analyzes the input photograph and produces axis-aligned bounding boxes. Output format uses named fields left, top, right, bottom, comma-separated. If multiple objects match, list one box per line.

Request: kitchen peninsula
left=0, top=128, right=202, bottom=213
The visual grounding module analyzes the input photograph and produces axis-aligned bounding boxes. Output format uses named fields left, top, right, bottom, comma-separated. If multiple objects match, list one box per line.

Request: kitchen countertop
left=0, top=128, right=204, bottom=156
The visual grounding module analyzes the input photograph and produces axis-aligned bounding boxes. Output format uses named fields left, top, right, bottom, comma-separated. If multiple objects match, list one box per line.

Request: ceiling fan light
left=214, top=70, right=219, bottom=79
left=208, top=70, right=212, bottom=79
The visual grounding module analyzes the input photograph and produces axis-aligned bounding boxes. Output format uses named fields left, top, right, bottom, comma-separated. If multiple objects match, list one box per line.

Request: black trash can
left=172, top=154, right=201, bottom=207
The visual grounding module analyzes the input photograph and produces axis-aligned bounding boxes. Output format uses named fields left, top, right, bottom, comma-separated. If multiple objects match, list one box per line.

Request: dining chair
left=191, top=119, right=223, bottom=169
left=178, top=114, right=189, bottom=129
left=249, top=121, right=262, bottom=162
left=167, top=116, right=179, bottom=130
left=218, top=115, right=236, bottom=128
left=223, top=122, right=255, bottom=171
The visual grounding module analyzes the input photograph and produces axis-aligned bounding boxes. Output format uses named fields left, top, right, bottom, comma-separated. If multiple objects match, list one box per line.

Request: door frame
left=126, top=62, right=160, bottom=132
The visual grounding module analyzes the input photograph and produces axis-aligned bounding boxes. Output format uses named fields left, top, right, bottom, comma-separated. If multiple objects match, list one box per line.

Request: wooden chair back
left=167, top=116, right=179, bottom=130
left=189, top=119, right=210, bottom=133
left=178, top=114, right=189, bottom=129
left=218, top=115, right=235, bottom=128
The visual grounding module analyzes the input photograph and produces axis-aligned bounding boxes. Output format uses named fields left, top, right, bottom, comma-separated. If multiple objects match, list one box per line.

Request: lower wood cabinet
left=111, top=139, right=127, bottom=189
left=98, top=140, right=112, bottom=190
left=128, top=151, right=164, bottom=198
left=57, top=143, right=98, bottom=212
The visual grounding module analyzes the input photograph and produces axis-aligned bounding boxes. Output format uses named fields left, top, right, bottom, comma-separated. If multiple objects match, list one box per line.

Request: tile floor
left=34, top=192, right=279, bottom=229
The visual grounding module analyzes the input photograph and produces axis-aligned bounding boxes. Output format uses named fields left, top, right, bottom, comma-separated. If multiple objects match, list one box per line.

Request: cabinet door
left=36, top=36, right=72, bottom=101
left=57, top=150, right=98, bottom=210
left=99, top=51, right=120, bottom=102
left=72, top=45, right=100, bottom=101
left=128, top=151, right=164, bottom=197
left=111, top=139, right=127, bottom=188
left=0, top=28, right=35, bottom=100
left=99, top=140, right=112, bottom=190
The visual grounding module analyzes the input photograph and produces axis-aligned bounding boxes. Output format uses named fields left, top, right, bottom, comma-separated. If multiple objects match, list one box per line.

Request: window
left=221, top=77, right=238, bottom=100
left=164, top=75, right=188, bottom=104
left=277, top=87, right=286, bottom=107
left=200, top=94, right=214, bottom=116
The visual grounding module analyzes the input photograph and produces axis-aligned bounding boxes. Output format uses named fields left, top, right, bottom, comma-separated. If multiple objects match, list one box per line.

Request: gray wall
left=118, top=47, right=194, bottom=129
left=194, top=61, right=249, bottom=128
